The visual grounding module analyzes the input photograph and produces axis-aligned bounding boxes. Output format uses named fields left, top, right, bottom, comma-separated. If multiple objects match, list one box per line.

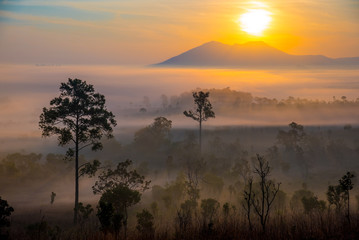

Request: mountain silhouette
left=155, top=41, right=359, bottom=68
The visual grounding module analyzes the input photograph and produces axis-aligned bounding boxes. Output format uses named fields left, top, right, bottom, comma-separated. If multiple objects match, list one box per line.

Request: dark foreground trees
left=242, top=154, right=281, bottom=233
left=184, top=91, right=215, bottom=152
left=136, top=209, right=155, bottom=239
left=0, top=197, right=14, bottom=240
left=327, top=171, right=355, bottom=223
left=134, top=116, right=172, bottom=154
left=39, top=78, right=117, bottom=224
left=93, top=159, right=150, bottom=239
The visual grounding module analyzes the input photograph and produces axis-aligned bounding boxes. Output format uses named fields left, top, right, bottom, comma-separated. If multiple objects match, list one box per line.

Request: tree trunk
left=74, top=140, right=79, bottom=224
left=199, top=119, right=202, bottom=153
left=74, top=117, right=79, bottom=225
left=247, top=180, right=253, bottom=231
left=347, top=191, right=350, bottom=224
left=199, top=109, right=202, bottom=154
left=124, top=207, right=128, bottom=240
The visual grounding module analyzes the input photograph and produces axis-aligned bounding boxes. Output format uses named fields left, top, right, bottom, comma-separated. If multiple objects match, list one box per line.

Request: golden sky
left=0, top=0, right=358, bottom=64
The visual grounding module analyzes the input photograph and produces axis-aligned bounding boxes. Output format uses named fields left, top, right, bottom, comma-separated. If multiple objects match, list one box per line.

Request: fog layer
left=0, top=64, right=358, bottom=152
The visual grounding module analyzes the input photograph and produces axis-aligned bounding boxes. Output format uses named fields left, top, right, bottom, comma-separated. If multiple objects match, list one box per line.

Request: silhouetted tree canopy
left=93, top=159, right=150, bottom=239
left=184, top=91, right=215, bottom=151
left=0, top=196, right=14, bottom=239
left=39, top=78, right=117, bottom=224
left=134, top=117, right=172, bottom=152
left=277, top=122, right=305, bottom=153
left=93, top=159, right=150, bottom=195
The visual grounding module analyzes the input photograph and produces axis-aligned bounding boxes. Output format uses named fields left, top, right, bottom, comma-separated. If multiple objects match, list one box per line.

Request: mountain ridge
left=154, top=41, right=359, bottom=68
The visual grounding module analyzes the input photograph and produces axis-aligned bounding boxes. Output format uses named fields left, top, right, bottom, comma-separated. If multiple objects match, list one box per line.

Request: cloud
left=0, top=0, right=358, bottom=64
left=0, top=1, right=114, bottom=22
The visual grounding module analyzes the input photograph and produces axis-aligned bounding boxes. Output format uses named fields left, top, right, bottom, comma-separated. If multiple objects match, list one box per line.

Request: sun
left=238, top=9, right=272, bottom=36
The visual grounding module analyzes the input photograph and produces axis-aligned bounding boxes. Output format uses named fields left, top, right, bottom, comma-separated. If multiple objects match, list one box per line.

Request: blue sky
left=0, top=3, right=113, bottom=21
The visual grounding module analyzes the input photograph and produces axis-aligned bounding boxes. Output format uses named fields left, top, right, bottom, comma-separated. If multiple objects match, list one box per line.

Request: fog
left=1, top=64, right=358, bottom=143
left=1, top=64, right=359, bottom=238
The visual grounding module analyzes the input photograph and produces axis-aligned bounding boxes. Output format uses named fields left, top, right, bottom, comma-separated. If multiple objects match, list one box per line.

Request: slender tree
left=339, top=171, right=355, bottom=224
left=327, top=184, right=346, bottom=212
left=251, top=154, right=281, bottom=233
left=327, top=171, right=355, bottom=224
left=39, top=78, right=117, bottom=224
left=183, top=91, right=215, bottom=152
left=242, top=176, right=254, bottom=231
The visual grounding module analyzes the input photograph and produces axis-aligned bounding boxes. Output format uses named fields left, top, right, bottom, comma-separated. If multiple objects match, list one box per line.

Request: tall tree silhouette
left=184, top=91, right=215, bottom=152
left=39, top=78, right=117, bottom=224
left=339, top=172, right=355, bottom=224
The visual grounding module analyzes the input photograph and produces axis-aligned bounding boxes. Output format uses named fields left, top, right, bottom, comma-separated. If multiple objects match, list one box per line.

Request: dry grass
left=6, top=207, right=359, bottom=240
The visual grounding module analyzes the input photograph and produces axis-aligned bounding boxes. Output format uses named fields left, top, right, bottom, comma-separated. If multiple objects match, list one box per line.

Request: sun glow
left=238, top=9, right=272, bottom=36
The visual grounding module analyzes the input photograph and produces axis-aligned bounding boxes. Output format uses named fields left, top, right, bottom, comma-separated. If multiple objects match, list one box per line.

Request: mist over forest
left=1, top=64, right=359, bottom=141
left=1, top=65, right=359, bottom=239
left=1, top=0, right=359, bottom=238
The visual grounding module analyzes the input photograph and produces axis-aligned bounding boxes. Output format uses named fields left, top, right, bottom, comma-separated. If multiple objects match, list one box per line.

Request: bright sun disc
left=239, top=9, right=272, bottom=36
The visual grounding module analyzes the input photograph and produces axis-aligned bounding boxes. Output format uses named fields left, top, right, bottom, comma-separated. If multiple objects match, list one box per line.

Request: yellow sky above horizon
left=0, top=0, right=358, bottom=64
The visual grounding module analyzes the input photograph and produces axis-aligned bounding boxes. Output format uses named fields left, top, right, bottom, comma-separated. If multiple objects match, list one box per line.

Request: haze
left=1, top=64, right=359, bottom=152
left=1, top=1, right=359, bottom=239
left=0, top=0, right=359, bottom=65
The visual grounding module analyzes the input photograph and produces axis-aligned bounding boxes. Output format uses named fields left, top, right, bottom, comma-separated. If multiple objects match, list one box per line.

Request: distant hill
left=154, top=41, right=359, bottom=68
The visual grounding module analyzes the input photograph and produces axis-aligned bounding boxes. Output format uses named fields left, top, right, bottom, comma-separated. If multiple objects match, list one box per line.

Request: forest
left=1, top=79, right=359, bottom=240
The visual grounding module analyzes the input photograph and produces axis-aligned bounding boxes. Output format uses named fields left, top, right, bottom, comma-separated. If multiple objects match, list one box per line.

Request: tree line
left=1, top=78, right=358, bottom=239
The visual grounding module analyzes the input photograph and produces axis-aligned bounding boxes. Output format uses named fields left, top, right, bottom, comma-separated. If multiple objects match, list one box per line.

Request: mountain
left=155, top=41, right=359, bottom=68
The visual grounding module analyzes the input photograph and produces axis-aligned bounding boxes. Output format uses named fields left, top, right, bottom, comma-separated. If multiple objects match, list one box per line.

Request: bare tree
left=251, top=154, right=281, bottom=233
left=242, top=176, right=254, bottom=231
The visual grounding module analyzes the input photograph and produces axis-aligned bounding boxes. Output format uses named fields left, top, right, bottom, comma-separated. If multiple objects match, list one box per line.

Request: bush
left=136, top=209, right=155, bottom=239
left=301, top=196, right=326, bottom=213
left=0, top=196, right=14, bottom=240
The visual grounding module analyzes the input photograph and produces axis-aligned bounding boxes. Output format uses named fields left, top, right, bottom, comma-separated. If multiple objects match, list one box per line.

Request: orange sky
left=0, top=0, right=358, bottom=64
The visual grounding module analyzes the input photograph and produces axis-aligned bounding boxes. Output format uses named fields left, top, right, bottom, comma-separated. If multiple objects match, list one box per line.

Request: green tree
left=277, top=122, right=305, bottom=152
left=0, top=197, right=14, bottom=240
left=327, top=172, right=355, bottom=223
left=134, top=117, right=172, bottom=153
left=290, top=187, right=315, bottom=211
left=93, top=159, right=150, bottom=239
left=96, top=200, right=117, bottom=235
left=277, top=122, right=309, bottom=178
left=136, top=209, right=155, bottom=239
left=200, top=198, right=220, bottom=231
left=301, top=196, right=326, bottom=214
left=183, top=91, right=215, bottom=152
left=39, top=78, right=117, bottom=224
left=202, top=172, right=224, bottom=197
left=99, top=186, right=140, bottom=238
left=78, top=202, right=94, bottom=222
left=339, top=172, right=355, bottom=223
left=176, top=200, right=197, bottom=233
left=327, top=185, right=346, bottom=212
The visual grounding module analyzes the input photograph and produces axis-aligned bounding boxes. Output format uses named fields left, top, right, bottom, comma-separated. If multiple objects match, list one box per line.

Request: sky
left=0, top=0, right=359, bottom=149
left=0, top=0, right=358, bottom=65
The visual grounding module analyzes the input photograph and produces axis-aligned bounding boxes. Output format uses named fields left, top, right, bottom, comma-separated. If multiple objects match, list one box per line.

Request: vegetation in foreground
left=1, top=79, right=359, bottom=239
